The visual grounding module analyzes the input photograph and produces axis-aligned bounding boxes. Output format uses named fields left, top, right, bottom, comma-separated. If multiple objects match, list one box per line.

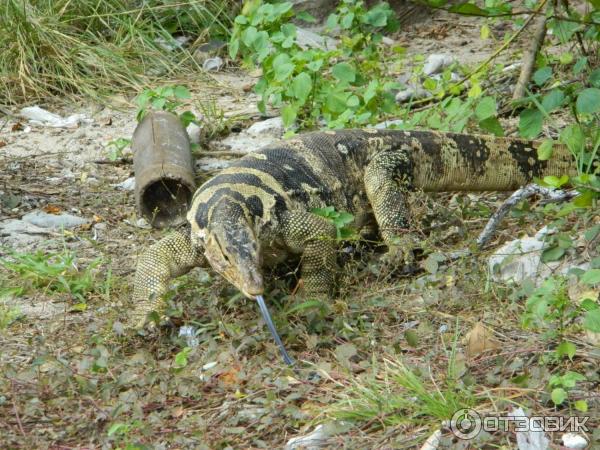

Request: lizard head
left=191, top=199, right=264, bottom=298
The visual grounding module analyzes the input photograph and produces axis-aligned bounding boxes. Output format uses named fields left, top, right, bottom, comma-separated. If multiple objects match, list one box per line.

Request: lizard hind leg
left=130, top=228, right=206, bottom=329
left=280, top=211, right=338, bottom=298
left=364, top=150, right=418, bottom=271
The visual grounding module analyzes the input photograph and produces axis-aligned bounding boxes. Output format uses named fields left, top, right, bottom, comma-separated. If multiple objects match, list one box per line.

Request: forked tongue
left=255, top=295, right=294, bottom=365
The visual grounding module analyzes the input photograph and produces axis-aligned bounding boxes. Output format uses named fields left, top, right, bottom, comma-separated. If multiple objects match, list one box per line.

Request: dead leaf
left=465, top=322, right=501, bottom=358
left=0, top=141, right=6, bottom=148
left=11, top=122, right=23, bottom=131
left=43, top=205, right=62, bottom=215
left=218, top=366, right=241, bottom=386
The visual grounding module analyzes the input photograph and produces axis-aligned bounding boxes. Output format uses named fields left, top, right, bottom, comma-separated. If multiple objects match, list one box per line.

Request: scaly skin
left=129, top=129, right=575, bottom=328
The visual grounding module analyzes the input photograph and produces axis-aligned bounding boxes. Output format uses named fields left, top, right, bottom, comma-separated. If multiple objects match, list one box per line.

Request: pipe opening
left=140, top=177, right=193, bottom=228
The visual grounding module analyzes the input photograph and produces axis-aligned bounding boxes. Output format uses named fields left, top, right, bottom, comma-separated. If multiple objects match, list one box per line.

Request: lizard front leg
left=130, top=228, right=207, bottom=329
left=364, top=151, right=416, bottom=268
left=280, top=211, right=338, bottom=298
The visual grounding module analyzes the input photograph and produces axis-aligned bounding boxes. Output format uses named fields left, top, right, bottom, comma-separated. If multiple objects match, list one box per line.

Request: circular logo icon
left=450, top=408, right=482, bottom=440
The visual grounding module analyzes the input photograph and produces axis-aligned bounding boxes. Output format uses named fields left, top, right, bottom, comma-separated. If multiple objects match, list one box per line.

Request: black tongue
left=256, top=295, right=294, bottom=366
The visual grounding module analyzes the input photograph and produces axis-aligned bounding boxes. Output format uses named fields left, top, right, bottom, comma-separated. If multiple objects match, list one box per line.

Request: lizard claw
left=379, top=235, right=419, bottom=275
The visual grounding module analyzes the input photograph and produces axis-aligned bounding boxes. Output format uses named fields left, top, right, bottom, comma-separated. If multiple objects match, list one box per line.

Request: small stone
left=423, top=54, right=454, bottom=76
left=114, top=177, right=135, bottom=191
left=247, top=117, right=284, bottom=137
left=202, top=56, right=223, bottom=72
left=562, top=433, right=588, bottom=449
left=135, top=218, right=151, bottom=229
left=295, top=27, right=337, bottom=50
left=22, top=210, right=88, bottom=229
left=192, top=39, right=226, bottom=65
left=186, top=121, right=203, bottom=144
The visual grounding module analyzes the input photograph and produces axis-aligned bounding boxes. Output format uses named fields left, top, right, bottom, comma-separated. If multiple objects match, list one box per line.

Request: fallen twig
left=512, top=6, right=549, bottom=101
left=476, top=184, right=578, bottom=248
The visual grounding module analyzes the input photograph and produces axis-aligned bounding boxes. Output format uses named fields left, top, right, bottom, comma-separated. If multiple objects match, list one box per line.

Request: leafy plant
left=106, top=138, right=131, bottom=161
left=0, top=301, right=21, bottom=331
left=0, top=249, right=103, bottom=303
left=0, top=0, right=236, bottom=104
left=135, top=84, right=196, bottom=126
left=312, top=206, right=356, bottom=240
left=229, top=0, right=400, bottom=129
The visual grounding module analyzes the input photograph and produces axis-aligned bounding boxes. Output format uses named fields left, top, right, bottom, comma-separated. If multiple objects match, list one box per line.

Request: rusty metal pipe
left=132, top=111, right=195, bottom=228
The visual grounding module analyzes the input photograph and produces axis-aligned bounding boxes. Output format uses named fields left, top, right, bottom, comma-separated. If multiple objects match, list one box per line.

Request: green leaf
left=537, top=139, right=554, bottom=161
left=573, top=57, right=588, bottom=75
left=581, top=298, right=599, bottom=311
left=229, top=38, right=240, bottom=59
left=174, top=347, right=192, bottom=368
left=583, top=309, right=600, bottom=332
left=590, top=68, right=600, bottom=88
left=273, top=54, right=294, bottom=81
left=574, top=400, right=588, bottom=412
left=551, top=19, right=580, bottom=44
left=326, top=91, right=350, bottom=113
left=551, top=387, right=567, bottom=405
left=174, top=85, right=191, bottom=99
left=341, top=12, right=355, bottom=28
left=479, top=117, right=504, bottom=136
left=307, top=59, right=323, bottom=72
left=559, top=52, right=573, bottom=65
left=241, top=26, right=258, bottom=47
left=561, top=371, right=586, bottom=388
left=179, top=111, right=196, bottom=128
left=556, top=341, right=576, bottom=360
left=519, top=109, right=543, bottom=139
left=449, top=2, right=489, bottom=15
left=541, top=89, right=564, bottom=112
left=581, top=269, right=600, bottom=285
left=475, top=96, right=497, bottom=120
left=404, top=330, right=419, bottom=347
left=576, top=88, right=600, bottom=114
left=543, top=174, right=569, bottom=188
left=560, top=124, right=585, bottom=154
left=541, top=246, right=565, bottom=262
left=281, top=104, right=297, bottom=128
left=296, top=11, right=316, bottom=23
left=363, top=8, right=389, bottom=27
left=346, top=95, right=360, bottom=108
left=290, top=72, right=312, bottom=103
left=533, top=67, right=552, bottom=86
left=332, top=63, right=356, bottom=83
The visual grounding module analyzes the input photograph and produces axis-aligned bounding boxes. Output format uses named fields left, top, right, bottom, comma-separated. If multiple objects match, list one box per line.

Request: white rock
left=22, top=211, right=88, bottom=229
left=247, top=117, right=284, bottom=137
left=395, top=86, right=432, bottom=103
left=196, top=158, right=232, bottom=171
left=488, top=229, right=589, bottom=285
left=135, top=218, right=151, bottom=229
left=285, top=421, right=350, bottom=450
left=202, top=361, right=218, bottom=370
left=374, top=119, right=404, bottom=129
left=216, top=117, right=284, bottom=153
left=0, top=219, right=49, bottom=246
left=202, top=56, right=223, bottom=72
left=296, top=27, right=337, bottom=50
left=186, top=122, right=203, bottom=144
left=179, top=326, right=199, bottom=347
left=512, top=407, right=549, bottom=450
left=423, top=54, right=454, bottom=76
left=381, top=36, right=395, bottom=46
left=114, top=177, right=135, bottom=191
left=19, top=106, right=92, bottom=128
left=562, top=433, right=588, bottom=449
